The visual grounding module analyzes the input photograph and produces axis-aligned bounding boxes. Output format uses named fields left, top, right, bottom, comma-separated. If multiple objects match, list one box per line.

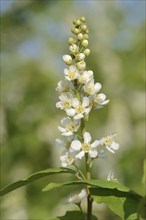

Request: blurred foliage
left=0, top=0, right=145, bottom=219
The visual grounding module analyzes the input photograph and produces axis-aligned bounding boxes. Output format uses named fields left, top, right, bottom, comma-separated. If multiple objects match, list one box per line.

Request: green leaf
left=43, top=179, right=143, bottom=220
left=90, top=187, right=140, bottom=220
left=47, top=211, right=98, bottom=220
left=0, top=167, right=75, bottom=196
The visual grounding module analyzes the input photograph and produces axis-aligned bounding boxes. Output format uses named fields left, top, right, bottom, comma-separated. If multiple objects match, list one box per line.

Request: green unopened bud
left=78, top=33, right=84, bottom=40
left=76, top=19, right=81, bottom=26
left=76, top=61, right=86, bottom=70
left=81, top=24, right=87, bottom=32
left=84, top=34, right=88, bottom=40
left=83, top=48, right=90, bottom=56
left=80, top=17, right=86, bottom=22
left=68, top=37, right=76, bottom=45
left=82, top=39, right=88, bottom=47
left=74, top=28, right=80, bottom=35
left=76, top=53, right=85, bottom=61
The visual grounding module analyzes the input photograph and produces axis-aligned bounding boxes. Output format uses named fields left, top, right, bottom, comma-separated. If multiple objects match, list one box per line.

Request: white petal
left=78, top=189, right=87, bottom=199
left=66, top=108, right=76, bottom=116
left=111, top=142, right=119, bottom=150
left=82, top=97, right=90, bottom=107
left=102, top=100, right=110, bottom=105
left=89, top=150, right=98, bottom=158
left=106, top=146, right=115, bottom=153
left=62, top=131, right=73, bottom=136
left=58, top=126, right=66, bottom=133
left=76, top=151, right=85, bottom=159
left=61, top=162, right=68, bottom=167
left=74, top=114, right=84, bottom=120
left=83, top=132, right=91, bottom=144
left=84, top=107, right=91, bottom=115
left=56, top=101, right=61, bottom=108
left=97, top=93, right=106, bottom=101
left=91, top=140, right=101, bottom=148
left=71, top=140, right=81, bottom=151
left=59, top=93, right=67, bottom=101
left=94, top=82, right=102, bottom=93
left=64, top=68, right=68, bottom=76
left=61, top=117, right=71, bottom=126
left=72, top=98, right=80, bottom=107
left=69, top=65, right=77, bottom=72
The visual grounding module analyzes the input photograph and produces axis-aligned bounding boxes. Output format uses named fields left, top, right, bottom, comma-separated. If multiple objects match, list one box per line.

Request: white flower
left=78, top=70, right=93, bottom=84
left=60, top=150, right=75, bottom=167
left=63, top=55, right=72, bottom=65
left=94, top=93, right=110, bottom=108
left=71, top=132, right=100, bottom=159
left=101, top=133, right=119, bottom=153
left=76, top=61, right=86, bottom=71
left=66, top=97, right=91, bottom=119
left=84, top=79, right=102, bottom=95
left=69, top=44, right=78, bottom=54
left=68, top=188, right=87, bottom=204
left=56, top=80, right=74, bottom=93
left=58, top=117, right=80, bottom=136
left=56, top=92, right=73, bottom=110
left=64, top=65, right=79, bottom=81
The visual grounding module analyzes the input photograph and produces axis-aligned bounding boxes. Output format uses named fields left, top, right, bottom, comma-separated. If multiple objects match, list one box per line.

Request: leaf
left=47, top=211, right=98, bottom=220
left=90, top=187, right=140, bottom=220
left=0, top=167, right=75, bottom=196
left=43, top=179, right=143, bottom=220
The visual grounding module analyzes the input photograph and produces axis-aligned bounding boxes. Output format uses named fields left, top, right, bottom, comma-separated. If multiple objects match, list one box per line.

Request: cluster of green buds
left=63, top=16, right=90, bottom=71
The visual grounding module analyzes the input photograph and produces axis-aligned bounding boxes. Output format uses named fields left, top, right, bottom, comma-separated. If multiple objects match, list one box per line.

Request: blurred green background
left=0, top=0, right=145, bottom=219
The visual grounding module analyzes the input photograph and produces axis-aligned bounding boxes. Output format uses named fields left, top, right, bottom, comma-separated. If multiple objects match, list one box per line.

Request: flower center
left=68, top=123, right=75, bottom=131
left=82, top=143, right=90, bottom=152
left=67, top=155, right=74, bottom=164
left=103, top=137, right=113, bottom=146
left=76, top=105, right=84, bottom=114
left=64, top=100, right=71, bottom=108
left=68, top=71, right=77, bottom=80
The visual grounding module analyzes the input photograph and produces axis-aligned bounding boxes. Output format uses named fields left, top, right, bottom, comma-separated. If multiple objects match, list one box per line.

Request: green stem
left=80, top=118, right=93, bottom=220
left=85, top=153, right=93, bottom=220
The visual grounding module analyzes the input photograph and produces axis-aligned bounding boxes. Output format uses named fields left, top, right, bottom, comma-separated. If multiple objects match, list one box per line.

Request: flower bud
left=82, top=39, right=88, bottom=47
left=76, top=19, right=81, bottom=26
left=80, top=17, right=86, bottom=22
left=78, top=33, right=84, bottom=40
left=77, top=61, right=86, bottom=70
left=69, top=44, right=78, bottom=55
left=68, top=37, right=76, bottom=45
left=81, top=24, right=87, bottom=32
left=83, top=48, right=90, bottom=56
left=74, top=28, right=80, bottom=35
left=76, top=53, right=85, bottom=61
left=63, top=55, right=72, bottom=65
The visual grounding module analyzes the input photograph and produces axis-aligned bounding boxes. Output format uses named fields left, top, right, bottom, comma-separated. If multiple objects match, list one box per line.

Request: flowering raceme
left=56, top=16, right=119, bottom=205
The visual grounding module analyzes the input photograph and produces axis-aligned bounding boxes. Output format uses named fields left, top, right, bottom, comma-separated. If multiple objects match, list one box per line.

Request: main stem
left=80, top=119, right=93, bottom=220
left=85, top=153, right=93, bottom=220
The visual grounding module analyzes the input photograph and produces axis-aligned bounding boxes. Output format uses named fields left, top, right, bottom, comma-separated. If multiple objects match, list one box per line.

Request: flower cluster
left=56, top=16, right=119, bottom=168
